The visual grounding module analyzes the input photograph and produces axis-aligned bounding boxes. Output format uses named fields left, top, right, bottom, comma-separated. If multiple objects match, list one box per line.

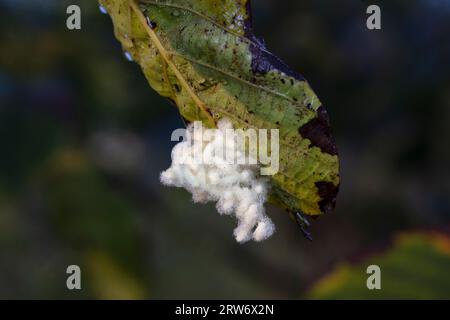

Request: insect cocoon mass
left=160, top=119, right=275, bottom=243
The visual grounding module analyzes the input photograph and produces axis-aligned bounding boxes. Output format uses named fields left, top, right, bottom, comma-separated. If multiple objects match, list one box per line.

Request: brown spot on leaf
left=243, top=8, right=305, bottom=82
left=298, top=106, right=338, bottom=155
left=249, top=40, right=305, bottom=81
left=315, top=181, right=339, bottom=214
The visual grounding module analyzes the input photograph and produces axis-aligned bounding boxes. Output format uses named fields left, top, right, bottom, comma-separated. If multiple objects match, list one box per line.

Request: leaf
left=99, top=0, right=340, bottom=216
left=307, top=232, right=450, bottom=299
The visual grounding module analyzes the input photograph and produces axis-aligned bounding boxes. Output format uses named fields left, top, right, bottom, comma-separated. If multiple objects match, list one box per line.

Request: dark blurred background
left=1, top=0, right=449, bottom=299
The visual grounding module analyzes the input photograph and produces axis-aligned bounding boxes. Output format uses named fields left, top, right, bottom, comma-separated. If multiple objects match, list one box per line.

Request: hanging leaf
left=99, top=0, right=340, bottom=217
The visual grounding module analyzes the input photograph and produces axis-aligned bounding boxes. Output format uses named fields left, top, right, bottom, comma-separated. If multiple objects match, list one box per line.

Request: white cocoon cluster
left=160, top=119, right=275, bottom=243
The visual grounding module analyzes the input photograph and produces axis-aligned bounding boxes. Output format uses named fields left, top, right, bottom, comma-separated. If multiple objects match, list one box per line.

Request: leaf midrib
left=130, top=0, right=215, bottom=125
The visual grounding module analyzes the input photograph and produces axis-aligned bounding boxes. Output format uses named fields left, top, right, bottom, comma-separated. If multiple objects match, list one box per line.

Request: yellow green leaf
left=99, top=0, right=340, bottom=216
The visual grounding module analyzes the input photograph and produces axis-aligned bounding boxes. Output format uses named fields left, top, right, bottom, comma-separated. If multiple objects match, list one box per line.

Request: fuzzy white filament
left=160, top=119, right=275, bottom=243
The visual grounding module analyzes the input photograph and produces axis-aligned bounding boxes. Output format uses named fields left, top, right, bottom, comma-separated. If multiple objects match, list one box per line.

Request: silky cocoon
left=160, top=119, right=275, bottom=243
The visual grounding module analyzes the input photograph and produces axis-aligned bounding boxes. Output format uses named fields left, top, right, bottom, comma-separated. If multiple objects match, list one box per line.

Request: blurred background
left=1, top=0, right=450, bottom=299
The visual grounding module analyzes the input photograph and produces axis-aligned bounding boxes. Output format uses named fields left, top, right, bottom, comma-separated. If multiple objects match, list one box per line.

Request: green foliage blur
left=0, top=0, right=449, bottom=299
left=309, top=232, right=450, bottom=299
